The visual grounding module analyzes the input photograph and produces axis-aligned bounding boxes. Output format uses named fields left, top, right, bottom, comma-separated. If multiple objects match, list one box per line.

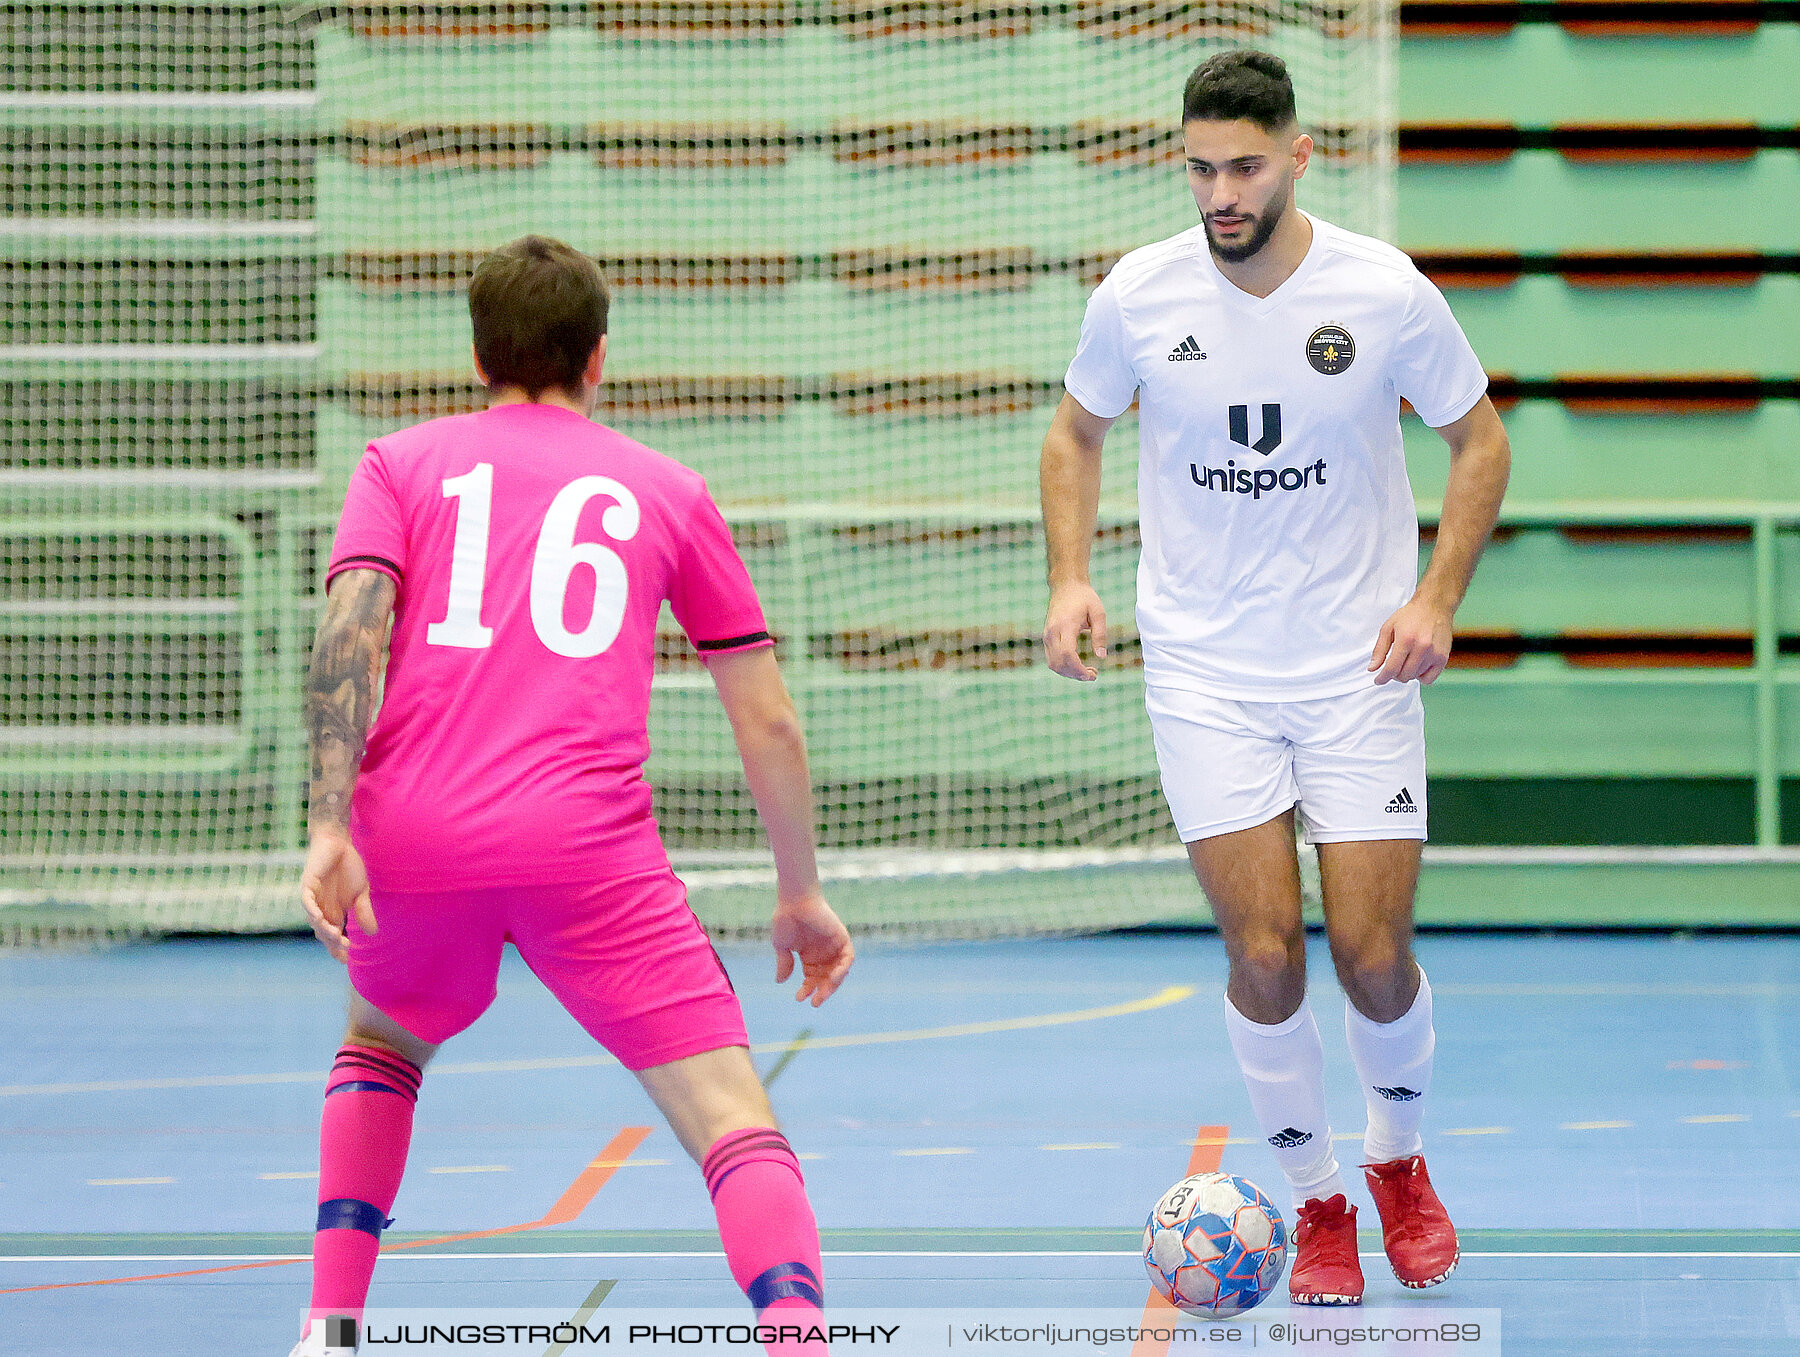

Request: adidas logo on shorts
left=1374, top=1086, right=1422, bottom=1102
left=1385, top=787, right=1419, bottom=814
left=1167, top=336, right=1208, bottom=361
left=1268, top=1126, right=1313, bottom=1148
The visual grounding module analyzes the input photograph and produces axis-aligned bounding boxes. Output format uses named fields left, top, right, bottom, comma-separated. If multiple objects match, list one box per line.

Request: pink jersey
left=325, top=401, right=773, bottom=891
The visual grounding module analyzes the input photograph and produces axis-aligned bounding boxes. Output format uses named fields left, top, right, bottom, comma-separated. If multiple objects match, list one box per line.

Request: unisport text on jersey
left=1189, top=458, right=1328, bottom=499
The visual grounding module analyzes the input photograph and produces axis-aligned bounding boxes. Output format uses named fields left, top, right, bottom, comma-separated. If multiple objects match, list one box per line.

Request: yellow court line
left=1041, top=1142, right=1121, bottom=1151
left=1563, top=1121, right=1632, bottom=1130
left=258, top=1171, right=319, bottom=1180
left=427, top=1165, right=512, bottom=1175
left=1443, top=1127, right=1512, bottom=1136
left=1, top=985, right=1196, bottom=1098
left=779, top=985, right=1197, bottom=1052
left=1682, top=1114, right=1749, bottom=1124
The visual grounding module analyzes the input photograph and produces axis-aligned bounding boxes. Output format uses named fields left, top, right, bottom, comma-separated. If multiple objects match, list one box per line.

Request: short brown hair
left=1182, top=49, right=1297, bottom=134
left=468, top=236, right=609, bottom=400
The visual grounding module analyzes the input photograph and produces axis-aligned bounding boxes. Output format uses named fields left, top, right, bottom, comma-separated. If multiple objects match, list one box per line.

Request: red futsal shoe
left=1288, top=1193, right=1365, bottom=1305
left=1364, top=1155, right=1460, bottom=1288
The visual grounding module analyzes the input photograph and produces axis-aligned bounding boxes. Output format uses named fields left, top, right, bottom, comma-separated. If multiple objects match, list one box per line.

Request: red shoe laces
left=1295, top=1198, right=1357, bottom=1267
left=1369, top=1159, right=1433, bottom=1242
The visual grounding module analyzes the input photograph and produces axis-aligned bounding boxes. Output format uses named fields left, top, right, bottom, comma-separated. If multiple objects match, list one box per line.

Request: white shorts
left=1146, top=680, right=1428, bottom=844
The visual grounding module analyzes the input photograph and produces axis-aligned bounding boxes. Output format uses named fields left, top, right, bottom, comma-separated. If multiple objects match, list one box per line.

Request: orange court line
left=0, top=1126, right=655, bottom=1295
left=1130, top=1124, right=1228, bottom=1357
left=382, top=1126, right=655, bottom=1250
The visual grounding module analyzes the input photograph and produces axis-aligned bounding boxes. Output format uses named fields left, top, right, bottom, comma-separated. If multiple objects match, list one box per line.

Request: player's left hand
left=301, top=829, right=377, bottom=964
left=772, top=891, right=854, bottom=1007
left=1369, top=596, right=1454, bottom=685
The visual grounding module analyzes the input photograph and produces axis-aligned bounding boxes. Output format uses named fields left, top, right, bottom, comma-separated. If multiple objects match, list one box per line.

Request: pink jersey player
left=327, top=401, right=772, bottom=893
left=292, top=237, right=850, bottom=1357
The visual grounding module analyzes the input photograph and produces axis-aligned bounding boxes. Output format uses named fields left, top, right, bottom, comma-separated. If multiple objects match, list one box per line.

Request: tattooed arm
left=300, top=567, right=397, bottom=962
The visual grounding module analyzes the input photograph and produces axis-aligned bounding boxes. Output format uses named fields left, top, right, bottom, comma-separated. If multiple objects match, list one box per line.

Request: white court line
left=1454, top=1252, right=1800, bottom=1259
left=5, top=1250, right=1799, bottom=1264
left=85, top=1177, right=175, bottom=1186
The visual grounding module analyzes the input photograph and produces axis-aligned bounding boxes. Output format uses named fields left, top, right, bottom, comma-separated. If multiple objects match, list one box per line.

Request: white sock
left=1223, top=996, right=1346, bottom=1210
left=1343, top=968, right=1436, bottom=1165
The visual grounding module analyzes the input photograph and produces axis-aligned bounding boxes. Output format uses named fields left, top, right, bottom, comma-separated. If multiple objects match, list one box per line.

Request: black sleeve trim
left=694, top=630, right=774, bottom=652
left=328, top=554, right=403, bottom=579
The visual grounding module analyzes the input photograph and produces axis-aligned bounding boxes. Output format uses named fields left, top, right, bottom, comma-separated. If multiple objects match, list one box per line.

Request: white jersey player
left=1040, top=50, right=1511, bottom=1305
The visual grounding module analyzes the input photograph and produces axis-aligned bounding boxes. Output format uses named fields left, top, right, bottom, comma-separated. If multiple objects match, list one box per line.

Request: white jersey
left=1063, top=212, right=1488, bottom=702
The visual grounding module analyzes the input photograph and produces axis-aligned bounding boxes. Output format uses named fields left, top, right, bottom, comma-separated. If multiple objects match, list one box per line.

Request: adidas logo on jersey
left=1374, top=1086, right=1422, bottom=1102
left=1268, top=1127, right=1313, bottom=1148
left=1385, top=788, right=1419, bottom=814
left=1167, top=336, right=1208, bottom=361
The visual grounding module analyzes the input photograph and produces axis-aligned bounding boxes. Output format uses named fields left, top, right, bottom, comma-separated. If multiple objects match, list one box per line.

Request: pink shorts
left=345, top=868, right=748, bottom=1070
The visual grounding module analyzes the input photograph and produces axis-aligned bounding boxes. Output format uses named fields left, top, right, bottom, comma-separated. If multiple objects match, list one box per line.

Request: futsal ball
left=1142, top=1172, right=1287, bottom=1317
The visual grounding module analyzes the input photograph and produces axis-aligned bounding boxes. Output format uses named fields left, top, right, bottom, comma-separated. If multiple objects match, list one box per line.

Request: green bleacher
left=5, top=1, right=1799, bottom=934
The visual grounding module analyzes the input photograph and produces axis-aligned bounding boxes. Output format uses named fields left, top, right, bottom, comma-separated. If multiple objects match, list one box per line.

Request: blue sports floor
left=3, top=931, right=1798, bottom=1354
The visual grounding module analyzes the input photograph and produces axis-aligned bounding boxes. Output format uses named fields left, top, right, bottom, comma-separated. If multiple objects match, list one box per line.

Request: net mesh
left=2, top=0, right=1391, bottom=940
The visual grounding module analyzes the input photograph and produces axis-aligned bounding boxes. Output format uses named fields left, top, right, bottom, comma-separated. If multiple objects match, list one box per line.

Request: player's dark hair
left=1181, top=49, right=1298, bottom=133
left=468, top=235, right=609, bottom=400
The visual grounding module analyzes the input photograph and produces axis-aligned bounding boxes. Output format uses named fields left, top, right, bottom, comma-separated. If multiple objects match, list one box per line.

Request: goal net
left=2, top=0, right=1394, bottom=941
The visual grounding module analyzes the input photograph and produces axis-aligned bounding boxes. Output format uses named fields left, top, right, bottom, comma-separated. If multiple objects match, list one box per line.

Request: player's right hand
left=1043, top=581, right=1108, bottom=681
left=301, top=829, right=377, bottom=964
left=772, top=891, right=854, bottom=1007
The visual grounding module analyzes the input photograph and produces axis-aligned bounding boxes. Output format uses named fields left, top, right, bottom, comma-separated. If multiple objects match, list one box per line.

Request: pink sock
left=305, top=1044, right=421, bottom=1337
left=703, top=1128, right=827, bottom=1355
